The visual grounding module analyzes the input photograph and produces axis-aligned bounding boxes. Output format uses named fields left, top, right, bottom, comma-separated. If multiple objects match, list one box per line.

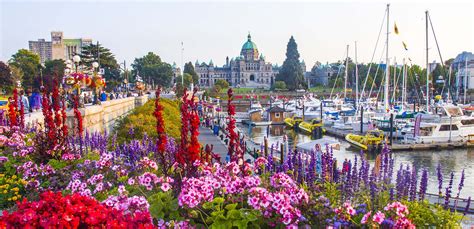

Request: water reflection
left=240, top=124, right=474, bottom=198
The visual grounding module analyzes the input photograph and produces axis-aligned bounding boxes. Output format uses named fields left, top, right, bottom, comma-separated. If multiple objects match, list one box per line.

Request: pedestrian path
left=198, top=126, right=228, bottom=162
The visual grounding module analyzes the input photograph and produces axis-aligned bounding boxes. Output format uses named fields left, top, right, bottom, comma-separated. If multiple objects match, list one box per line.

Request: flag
left=394, top=23, right=399, bottom=35
left=402, top=41, right=408, bottom=51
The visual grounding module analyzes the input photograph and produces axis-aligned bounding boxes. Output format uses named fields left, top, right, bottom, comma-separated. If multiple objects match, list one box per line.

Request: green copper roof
left=241, top=34, right=258, bottom=51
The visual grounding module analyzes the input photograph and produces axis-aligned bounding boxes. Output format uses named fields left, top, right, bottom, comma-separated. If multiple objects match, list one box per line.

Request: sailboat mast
left=355, top=41, right=359, bottom=108
left=384, top=4, right=390, bottom=111
left=447, top=65, right=452, bottom=102
left=465, top=58, right=468, bottom=104
left=344, top=44, right=349, bottom=100
left=402, top=58, right=406, bottom=110
left=456, top=64, right=460, bottom=102
left=425, top=10, right=430, bottom=112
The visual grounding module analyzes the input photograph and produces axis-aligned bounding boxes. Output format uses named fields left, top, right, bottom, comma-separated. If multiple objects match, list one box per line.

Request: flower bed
left=0, top=88, right=470, bottom=228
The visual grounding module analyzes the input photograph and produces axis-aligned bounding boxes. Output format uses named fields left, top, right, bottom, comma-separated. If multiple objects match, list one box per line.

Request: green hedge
left=115, top=98, right=181, bottom=143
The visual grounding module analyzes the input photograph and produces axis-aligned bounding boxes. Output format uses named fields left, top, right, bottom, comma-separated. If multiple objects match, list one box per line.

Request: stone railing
left=24, top=95, right=149, bottom=134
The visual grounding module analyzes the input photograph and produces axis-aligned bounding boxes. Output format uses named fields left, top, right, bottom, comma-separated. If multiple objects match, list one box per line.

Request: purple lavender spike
left=419, top=169, right=428, bottom=201
left=410, top=165, right=417, bottom=201
left=445, top=172, right=454, bottom=209
left=456, top=169, right=465, bottom=200
left=437, top=163, right=443, bottom=196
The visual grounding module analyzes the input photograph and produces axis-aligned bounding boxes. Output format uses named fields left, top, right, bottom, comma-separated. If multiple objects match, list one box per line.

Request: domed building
left=195, top=34, right=277, bottom=89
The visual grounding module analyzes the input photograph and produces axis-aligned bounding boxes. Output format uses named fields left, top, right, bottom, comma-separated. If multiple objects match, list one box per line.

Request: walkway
left=198, top=126, right=228, bottom=162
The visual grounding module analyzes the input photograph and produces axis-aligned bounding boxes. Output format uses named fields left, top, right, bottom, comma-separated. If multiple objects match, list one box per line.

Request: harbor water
left=239, top=124, right=474, bottom=199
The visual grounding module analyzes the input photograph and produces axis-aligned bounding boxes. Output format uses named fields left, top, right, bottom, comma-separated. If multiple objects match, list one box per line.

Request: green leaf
left=203, top=201, right=213, bottom=210
left=228, top=209, right=242, bottom=219
left=245, top=212, right=258, bottom=222
left=225, top=203, right=238, bottom=211
left=213, top=197, right=225, bottom=204
left=233, top=219, right=249, bottom=229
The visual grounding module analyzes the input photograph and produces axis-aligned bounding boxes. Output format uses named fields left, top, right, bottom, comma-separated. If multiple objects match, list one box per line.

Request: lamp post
left=40, top=63, right=45, bottom=88
left=73, top=55, right=81, bottom=107
left=92, top=61, right=100, bottom=105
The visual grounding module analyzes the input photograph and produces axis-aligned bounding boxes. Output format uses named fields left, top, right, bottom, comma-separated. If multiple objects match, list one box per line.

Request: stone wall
left=25, top=96, right=149, bottom=134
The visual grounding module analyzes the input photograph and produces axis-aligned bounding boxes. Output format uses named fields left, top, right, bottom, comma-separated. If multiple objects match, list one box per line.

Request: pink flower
left=372, top=211, right=385, bottom=224
left=160, top=183, right=171, bottom=192
left=361, top=211, right=371, bottom=224
left=347, top=206, right=356, bottom=216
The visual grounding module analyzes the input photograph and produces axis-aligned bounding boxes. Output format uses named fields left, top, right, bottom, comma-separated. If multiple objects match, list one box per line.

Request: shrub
left=115, top=98, right=181, bottom=143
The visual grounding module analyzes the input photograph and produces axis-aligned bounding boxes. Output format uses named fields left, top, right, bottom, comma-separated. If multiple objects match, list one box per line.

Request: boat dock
left=324, top=126, right=474, bottom=151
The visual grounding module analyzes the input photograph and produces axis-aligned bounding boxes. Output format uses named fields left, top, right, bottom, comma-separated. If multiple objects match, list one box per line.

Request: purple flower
left=456, top=169, right=465, bottom=199
left=437, top=163, right=443, bottom=196
left=444, top=172, right=454, bottom=209
left=419, top=169, right=428, bottom=200
left=464, top=196, right=471, bottom=216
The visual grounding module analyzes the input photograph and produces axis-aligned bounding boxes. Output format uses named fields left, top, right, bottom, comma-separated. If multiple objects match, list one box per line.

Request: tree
left=10, top=66, right=23, bottom=88
left=79, top=43, right=120, bottom=85
left=183, top=62, right=199, bottom=85
left=40, top=59, right=65, bottom=91
left=132, top=52, right=173, bottom=88
left=276, top=36, right=305, bottom=91
left=273, top=81, right=287, bottom=90
left=214, top=79, right=229, bottom=89
left=0, top=62, right=13, bottom=93
left=175, top=73, right=193, bottom=97
left=9, top=49, right=40, bottom=90
left=44, top=59, right=65, bottom=76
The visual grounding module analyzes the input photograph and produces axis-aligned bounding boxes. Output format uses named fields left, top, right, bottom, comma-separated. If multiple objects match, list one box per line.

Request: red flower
left=73, top=95, right=83, bottom=136
left=7, top=88, right=18, bottom=127
left=226, top=88, right=242, bottom=163
left=154, top=87, right=167, bottom=154
left=0, top=191, right=154, bottom=228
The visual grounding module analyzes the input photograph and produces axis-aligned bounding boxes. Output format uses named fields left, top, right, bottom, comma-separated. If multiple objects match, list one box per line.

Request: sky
left=1, top=0, right=473, bottom=69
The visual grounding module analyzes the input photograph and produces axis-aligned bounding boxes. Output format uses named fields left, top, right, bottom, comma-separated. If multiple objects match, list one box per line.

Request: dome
left=454, top=51, right=474, bottom=63
left=241, top=33, right=258, bottom=51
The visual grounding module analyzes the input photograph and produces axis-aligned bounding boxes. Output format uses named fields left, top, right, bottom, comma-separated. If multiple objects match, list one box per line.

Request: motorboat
left=298, top=118, right=324, bottom=135
left=284, top=116, right=303, bottom=128
left=345, top=130, right=385, bottom=151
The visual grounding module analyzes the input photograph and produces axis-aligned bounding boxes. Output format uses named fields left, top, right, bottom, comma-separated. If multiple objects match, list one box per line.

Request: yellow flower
left=3, top=190, right=7, bottom=194
left=12, top=196, right=17, bottom=201
left=11, top=187, right=19, bottom=192
left=11, top=175, right=17, bottom=179
left=7, top=198, right=11, bottom=201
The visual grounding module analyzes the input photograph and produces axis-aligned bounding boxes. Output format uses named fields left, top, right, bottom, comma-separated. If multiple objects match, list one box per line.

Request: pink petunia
left=372, top=211, right=385, bottom=224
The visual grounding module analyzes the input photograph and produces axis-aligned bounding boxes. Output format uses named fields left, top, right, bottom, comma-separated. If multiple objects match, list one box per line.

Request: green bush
left=115, top=98, right=181, bottom=143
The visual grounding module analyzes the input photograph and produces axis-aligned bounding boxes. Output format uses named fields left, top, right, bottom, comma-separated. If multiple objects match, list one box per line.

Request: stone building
left=305, top=62, right=336, bottom=87
left=28, top=39, right=52, bottom=63
left=195, top=34, right=277, bottom=89
left=29, top=31, right=92, bottom=62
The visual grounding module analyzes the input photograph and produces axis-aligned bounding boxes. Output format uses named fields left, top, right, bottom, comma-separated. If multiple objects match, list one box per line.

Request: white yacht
left=414, top=105, right=474, bottom=144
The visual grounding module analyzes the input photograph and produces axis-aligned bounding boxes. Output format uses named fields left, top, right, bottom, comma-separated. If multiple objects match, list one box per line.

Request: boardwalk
left=198, top=126, right=228, bottom=162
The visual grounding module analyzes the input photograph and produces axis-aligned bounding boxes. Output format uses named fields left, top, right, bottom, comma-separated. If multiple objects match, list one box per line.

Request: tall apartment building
left=28, top=39, right=52, bottom=63
left=28, top=31, right=92, bottom=63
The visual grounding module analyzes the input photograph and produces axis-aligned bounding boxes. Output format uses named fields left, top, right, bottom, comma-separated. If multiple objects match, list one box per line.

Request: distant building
left=171, top=62, right=181, bottom=84
left=453, top=52, right=474, bottom=89
left=29, top=31, right=93, bottom=63
left=28, top=39, right=52, bottom=63
left=195, top=34, right=306, bottom=89
left=305, top=62, right=336, bottom=87
left=195, top=34, right=277, bottom=89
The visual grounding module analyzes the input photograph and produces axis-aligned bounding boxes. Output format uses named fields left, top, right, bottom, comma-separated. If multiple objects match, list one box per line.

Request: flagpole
left=344, top=44, right=349, bottom=100
left=426, top=10, right=430, bottom=112
left=181, top=42, right=184, bottom=87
